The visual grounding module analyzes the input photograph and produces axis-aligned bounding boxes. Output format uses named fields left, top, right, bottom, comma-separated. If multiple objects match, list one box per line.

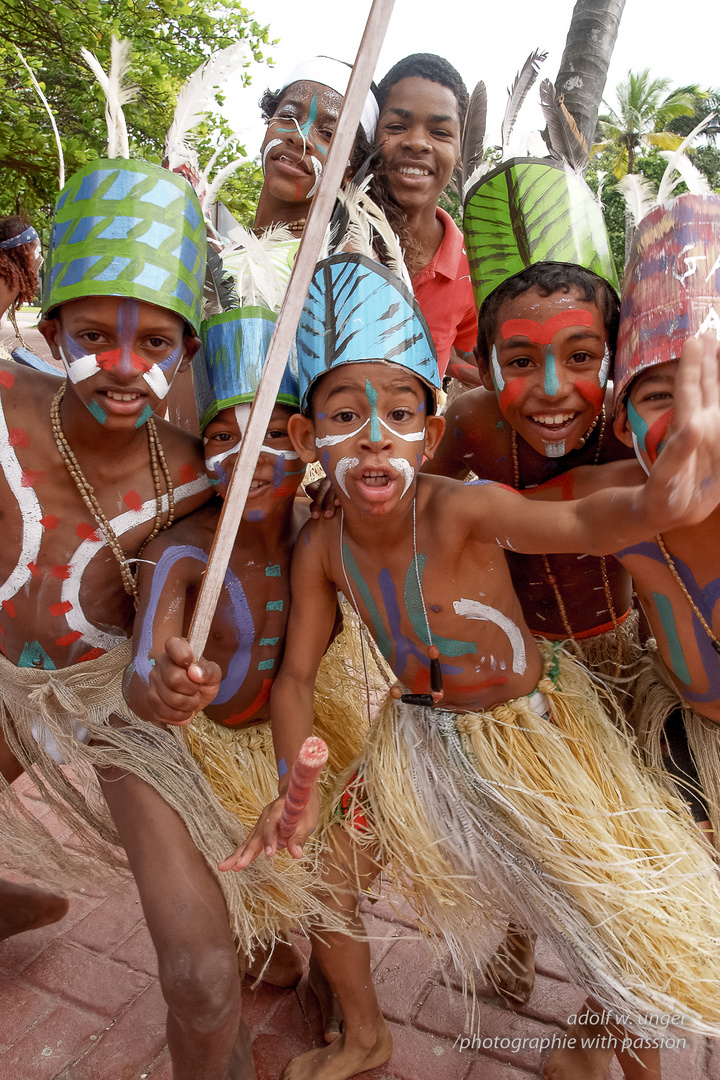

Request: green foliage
left=0, top=0, right=274, bottom=224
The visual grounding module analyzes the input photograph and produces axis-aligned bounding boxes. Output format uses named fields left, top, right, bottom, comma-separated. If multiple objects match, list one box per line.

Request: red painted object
left=278, top=736, right=328, bottom=841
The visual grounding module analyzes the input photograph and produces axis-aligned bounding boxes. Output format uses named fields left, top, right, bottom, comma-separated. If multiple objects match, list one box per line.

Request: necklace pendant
left=430, top=656, right=443, bottom=694
left=712, top=638, right=720, bottom=656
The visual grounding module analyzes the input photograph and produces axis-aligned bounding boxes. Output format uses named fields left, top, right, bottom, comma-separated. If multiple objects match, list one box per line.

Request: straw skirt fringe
left=631, top=641, right=720, bottom=839
left=326, top=642, right=720, bottom=1036
left=0, top=643, right=348, bottom=953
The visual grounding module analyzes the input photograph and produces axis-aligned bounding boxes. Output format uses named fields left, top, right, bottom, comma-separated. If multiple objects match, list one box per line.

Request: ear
left=38, top=316, right=62, bottom=362
left=288, top=413, right=319, bottom=462
left=475, top=345, right=494, bottom=393
left=612, top=404, right=634, bottom=449
left=179, top=334, right=201, bottom=371
left=422, top=414, right=446, bottom=460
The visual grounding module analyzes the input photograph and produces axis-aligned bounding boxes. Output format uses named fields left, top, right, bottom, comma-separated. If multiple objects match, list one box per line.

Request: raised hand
left=147, top=635, right=222, bottom=726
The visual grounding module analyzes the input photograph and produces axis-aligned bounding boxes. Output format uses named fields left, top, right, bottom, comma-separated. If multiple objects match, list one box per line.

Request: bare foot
left=281, top=1017, right=392, bottom=1080
left=309, top=951, right=344, bottom=1043
left=245, top=940, right=303, bottom=988
left=0, top=880, right=69, bottom=942
left=544, top=1020, right=615, bottom=1080
left=485, top=925, right=536, bottom=1006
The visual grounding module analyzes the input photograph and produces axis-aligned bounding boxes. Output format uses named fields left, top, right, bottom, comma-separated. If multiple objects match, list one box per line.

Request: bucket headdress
left=42, top=38, right=206, bottom=331
left=460, top=56, right=618, bottom=310
left=295, top=252, right=439, bottom=413
left=613, top=115, right=720, bottom=408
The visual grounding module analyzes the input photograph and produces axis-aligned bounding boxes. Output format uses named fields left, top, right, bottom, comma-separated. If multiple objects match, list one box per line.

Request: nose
left=542, top=348, right=573, bottom=398
left=402, top=123, right=431, bottom=153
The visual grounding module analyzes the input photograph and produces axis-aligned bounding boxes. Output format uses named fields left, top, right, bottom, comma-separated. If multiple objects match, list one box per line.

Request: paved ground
left=0, top=774, right=717, bottom=1080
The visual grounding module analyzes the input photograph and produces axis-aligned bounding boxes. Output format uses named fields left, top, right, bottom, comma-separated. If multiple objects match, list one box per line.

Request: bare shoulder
left=293, top=513, right=338, bottom=579
left=444, top=386, right=499, bottom=433
left=0, top=361, right=61, bottom=419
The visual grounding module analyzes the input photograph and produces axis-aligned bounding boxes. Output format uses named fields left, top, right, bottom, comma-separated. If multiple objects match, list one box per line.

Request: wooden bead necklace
left=655, top=534, right=720, bottom=655
left=51, top=383, right=175, bottom=604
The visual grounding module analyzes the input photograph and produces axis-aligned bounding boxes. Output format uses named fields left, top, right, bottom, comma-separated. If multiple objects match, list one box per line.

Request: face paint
left=87, top=399, right=107, bottom=425
left=262, top=138, right=282, bottom=174
left=205, top=442, right=237, bottom=486
left=366, top=380, right=381, bottom=442
left=453, top=597, right=527, bottom=674
left=59, top=344, right=100, bottom=384
left=388, top=457, right=414, bottom=498
left=543, top=347, right=560, bottom=396
left=544, top=440, right=566, bottom=458
left=306, top=156, right=323, bottom=198
left=598, top=344, right=610, bottom=388
left=500, top=309, right=595, bottom=345
left=142, top=342, right=183, bottom=400
left=334, top=456, right=358, bottom=497
left=134, top=404, right=155, bottom=428
left=490, top=345, right=504, bottom=392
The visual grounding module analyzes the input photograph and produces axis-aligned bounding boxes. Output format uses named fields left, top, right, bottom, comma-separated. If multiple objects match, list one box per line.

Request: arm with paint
left=124, top=529, right=222, bottom=726
left=219, top=518, right=338, bottom=868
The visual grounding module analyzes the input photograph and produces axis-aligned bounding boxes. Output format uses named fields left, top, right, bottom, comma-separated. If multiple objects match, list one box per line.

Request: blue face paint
left=316, top=412, right=327, bottom=420
left=278, top=757, right=288, bottom=778
left=416, top=401, right=425, bottom=413
left=322, top=449, right=330, bottom=475
left=88, top=399, right=107, bottom=425
left=366, top=380, right=380, bottom=442
left=247, top=509, right=264, bottom=521
left=301, top=93, right=318, bottom=138
left=543, top=347, right=560, bottom=396
left=626, top=398, right=650, bottom=452
left=134, top=404, right=155, bottom=428
left=117, top=299, right=139, bottom=376
left=272, top=453, right=285, bottom=488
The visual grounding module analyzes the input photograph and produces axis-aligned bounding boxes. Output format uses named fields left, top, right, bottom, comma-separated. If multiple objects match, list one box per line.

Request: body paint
left=452, top=597, right=527, bottom=674
left=366, top=380, right=380, bottom=442
left=0, top=396, right=44, bottom=605
left=315, top=417, right=425, bottom=448
left=18, top=640, right=56, bottom=670
left=627, top=400, right=672, bottom=462
left=262, top=139, right=283, bottom=174
left=490, top=345, right=504, bottom=391
left=543, top=348, right=559, bottom=396
left=307, top=156, right=322, bottom=198
left=388, top=457, right=413, bottom=498
left=500, top=309, right=594, bottom=345
left=404, top=555, right=476, bottom=657
left=598, top=344, right=610, bottom=388
left=378, top=567, right=463, bottom=676
left=334, top=456, right=358, bottom=497
left=652, top=591, right=692, bottom=686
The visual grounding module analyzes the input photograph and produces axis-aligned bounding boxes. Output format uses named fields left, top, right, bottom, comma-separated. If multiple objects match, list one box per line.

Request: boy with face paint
left=223, top=251, right=720, bottom=1080
left=0, top=157, right=304, bottom=1080
left=124, top=302, right=369, bottom=996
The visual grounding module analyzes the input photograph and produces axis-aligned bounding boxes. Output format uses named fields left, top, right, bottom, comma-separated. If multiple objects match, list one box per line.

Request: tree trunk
left=554, top=0, right=626, bottom=170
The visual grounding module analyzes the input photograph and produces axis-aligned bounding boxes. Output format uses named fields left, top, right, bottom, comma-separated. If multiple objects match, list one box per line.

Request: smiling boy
left=225, top=251, right=720, bottom=1080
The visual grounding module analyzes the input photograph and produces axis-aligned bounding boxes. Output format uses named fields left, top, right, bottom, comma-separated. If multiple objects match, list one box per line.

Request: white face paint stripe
left=306, top=156, right=323, bottom=198
left=59, top=345, right=100, bottom=384
left=491, top=345, right=505, bottom=392
left=61, top=476, right=211, bottom=650
left=143, top=364, right=171, bottom=400
left=262, top=139, right=283, bottom=174
left=598, top=344, right=610, bottom=388
left=315, top=417, right=426, bottom=447
left=235, top=403, right=251, bottom=435
left=206, top=443, right=238, bottom=475
left=631, top=432, right=651, bottom=476
left=260, top=445, right=299, bottom=459
left=388, top=457, right=414, bottom=498
left=453, top=598, right=527, bottom=675
left=334, top=457, right=358, bottom=497
left=544, top=440, right=566, bottom=458
left=0, top=398, right=43, bottom=603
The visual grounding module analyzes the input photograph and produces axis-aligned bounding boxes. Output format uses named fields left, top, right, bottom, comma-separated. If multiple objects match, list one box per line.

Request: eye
left=265, top=427, right=289, bottom=441
left=333, top=409, right=358, bottom=424
left=388, top=407, right=412, bottom=423
left=209, top=431, right=236, bottom=444
left=146, top=336, right=172, bottom=350
left=78, top=330, right=108, bottom=346
left=569, top=351, right=593, bottom=365
left=507, top=356, right=533, bottom=370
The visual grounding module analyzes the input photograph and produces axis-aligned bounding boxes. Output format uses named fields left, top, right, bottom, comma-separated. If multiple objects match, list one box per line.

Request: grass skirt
left=326, top=641, right=720, bottom=1036
left=560, top=607, right=644, bottom=711
left=0, top=642, right=349, bottom=954
left=631, top=641, right=720, bottom=839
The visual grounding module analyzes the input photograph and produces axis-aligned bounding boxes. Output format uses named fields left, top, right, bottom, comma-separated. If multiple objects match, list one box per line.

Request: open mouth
left=528, top=412, right=578, bottom=434
left=273, top=152, right=310, bottom=175
left=395, top=165, right=433, bottom=178
left=361, top=469, right=391, bottom=487
left=103, top=390, right=143, bottom=402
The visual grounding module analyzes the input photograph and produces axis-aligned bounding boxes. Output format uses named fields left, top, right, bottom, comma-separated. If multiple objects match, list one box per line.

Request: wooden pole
left=188, top=0, right=395, bottom=658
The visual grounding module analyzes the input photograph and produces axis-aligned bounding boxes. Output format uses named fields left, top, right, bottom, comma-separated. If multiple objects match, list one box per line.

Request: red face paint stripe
left=223, top=679, right=273, bottom=726
left=55, top=630, right=83, bottom=647
left=574, top=377, right=604, bottom=413
left=646, top=410, right=674, bottom=462
left=498, top=379, right=525, bottom=412
left=49, top=601, right=73, bottom=616
left=95, top=347, right=151, bottom=373
left=8, top=428, right=29, bottom=448
left=41, top=515, right=59, bottom=530
left=501, top=309, right=595, bottom=346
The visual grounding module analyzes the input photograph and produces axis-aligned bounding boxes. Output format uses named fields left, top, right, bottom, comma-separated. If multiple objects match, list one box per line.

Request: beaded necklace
left=655, top=534, right=720, bottom=655
left=51, top=383, right=175, bottom=604
left=510, top=409, right=623, bottom=675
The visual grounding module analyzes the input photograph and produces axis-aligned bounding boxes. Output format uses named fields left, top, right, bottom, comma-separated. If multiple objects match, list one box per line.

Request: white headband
left=281, top=56, right=379, bottom=141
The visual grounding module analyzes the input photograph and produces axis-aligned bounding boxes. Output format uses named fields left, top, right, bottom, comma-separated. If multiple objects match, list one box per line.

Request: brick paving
left=0, top=775, right=715, bottom=1080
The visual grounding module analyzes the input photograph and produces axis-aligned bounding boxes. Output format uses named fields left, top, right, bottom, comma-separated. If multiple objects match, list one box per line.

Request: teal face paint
left=543, top=347, right=560, bottom=396
left=87, top=398, right=107, bottom=425
left=134, top=404, right=154, bottom=428
left=653, top=591, right=692, bottom=685
left=366, top=380, right=381, bottom=443
left=626, top=398, right=650, bottom=452
left=342, top=544, right=393, bottom=659
left=300, top=93, right=318, bottom=139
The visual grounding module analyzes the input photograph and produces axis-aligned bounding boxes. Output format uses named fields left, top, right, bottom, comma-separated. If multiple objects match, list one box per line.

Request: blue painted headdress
left=296, top=253, right=439, bottom=413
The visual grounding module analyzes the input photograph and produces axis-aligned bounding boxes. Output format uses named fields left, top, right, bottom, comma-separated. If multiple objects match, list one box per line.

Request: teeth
left=105, top=391, right=140, bottom=402
left=250, top=480, right=268, bottom=490
left=398, top=167, right=430, bottom=176
left=533, top=414, right=575, bottom=426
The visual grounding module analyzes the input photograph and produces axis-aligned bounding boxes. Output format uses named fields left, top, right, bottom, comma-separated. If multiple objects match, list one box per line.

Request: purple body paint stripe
left=378, top=567, right=462, bottom=677
left=272, top=453, right=285, bottom=488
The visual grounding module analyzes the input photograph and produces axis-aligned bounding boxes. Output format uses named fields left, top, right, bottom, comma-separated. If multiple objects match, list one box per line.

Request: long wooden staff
left=188, top=0, right=395, bottom=658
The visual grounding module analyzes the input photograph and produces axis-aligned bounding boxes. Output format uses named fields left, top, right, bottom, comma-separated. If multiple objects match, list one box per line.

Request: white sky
left=223, top=0, right=720, bottom=160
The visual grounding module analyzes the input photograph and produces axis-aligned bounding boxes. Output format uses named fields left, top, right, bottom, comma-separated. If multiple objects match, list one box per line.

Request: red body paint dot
left=77, top=647, right=105, bottom=663
left=49, top=601, right=73, bottom=616
left=51, top=565, right=71, bottom=580
left=179, top=464, right=197, bottom=486
left=76, top=523, right=100, bottom=542
left=21, top=470, right=45, bottom=488
left=0, top=370, right=15, bottom=389
left=2, top=600, right=16, bottom=617
left=8, top=428, right=29, bottom=448
left=123, top=490, right=143, bottom=512
left=41, top=515, right=59, bottom=530
left=27, top=561, right=39, bottom=575
left=55, top=630, right=83, bottom=647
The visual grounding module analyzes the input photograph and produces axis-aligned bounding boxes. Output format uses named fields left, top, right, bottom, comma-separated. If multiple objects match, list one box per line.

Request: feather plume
left=222, top=223, right=296, bottom=310
left=198, top=133, right=241, bottom=193
left=461, top=81, right=487, bottom=193
left=596, top=169, right=607, bottom=206
left=15, top=46, right=65, bottom=188
left=81, top=36, right=136, bottom=158
left=202, top=157, right=247, bottom=212
left=501, top=49, right=547, bottom=156
left=164, top=42, right=249, bottom=171
left=462, top=159, right=492, bottom=200
left=656, top=112, right=716, bottom=204
left=539, top=80, right=589, bottom=172
left=335, top=179, right=411, bottom=287
left=616, top=173, right=656, bottom=230
left=657, top=149, right=712, bottom=198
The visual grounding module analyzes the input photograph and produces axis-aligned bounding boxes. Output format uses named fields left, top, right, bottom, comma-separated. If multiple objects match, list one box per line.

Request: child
left=373, top=53, right=478, bottom=384
left=124, top=295, right=369, bottom=999
left=225, top=251, right=720, bottom=1080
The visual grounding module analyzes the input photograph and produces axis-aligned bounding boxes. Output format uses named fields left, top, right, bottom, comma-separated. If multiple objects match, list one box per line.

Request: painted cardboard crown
left=43, top=159, right=206, bottom=331
left=614, top=193, right=720, bottom=408
left=296, top=253, right=439, bottom=412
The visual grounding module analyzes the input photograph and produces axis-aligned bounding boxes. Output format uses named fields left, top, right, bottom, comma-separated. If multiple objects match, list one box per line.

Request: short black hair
left=376, top=53, right=468, bottom=125
left=476, top=262, right=620, bottom=366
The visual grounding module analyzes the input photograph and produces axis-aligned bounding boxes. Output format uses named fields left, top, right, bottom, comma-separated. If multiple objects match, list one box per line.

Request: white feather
left=657, top=149, right=712, bottom=200
left=81, top=36, right=136, bottom=158
left=656, top=112, right=716, bottom=205
left=462, top=159, right=492, bottom=200
left=198, top=133, right=240, bottom=192
left=15, top=46, right=65, bottom=188
left=221, top=223, right=296, bottom=309
left=616, top=173, right=656, bottom=229
left=335, top=179, right=412, bottom=287
left=202, top=157, right=247, bottom=211
left=164, top=42, right=249, bottom=170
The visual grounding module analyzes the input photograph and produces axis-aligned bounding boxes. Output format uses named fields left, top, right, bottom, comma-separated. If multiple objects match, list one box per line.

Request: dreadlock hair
left=476, top=262, right=620, bottom=368
left=0, top=216, right=39, bottom=307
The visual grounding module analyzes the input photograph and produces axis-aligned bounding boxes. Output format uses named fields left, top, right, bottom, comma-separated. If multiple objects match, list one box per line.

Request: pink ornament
left=278, top=736, right=329, bottom=841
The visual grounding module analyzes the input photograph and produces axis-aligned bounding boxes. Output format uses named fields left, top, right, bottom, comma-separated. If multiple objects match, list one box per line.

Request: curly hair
left=376, top=53, right=469, bottom=123
left=476, top=263, right=620, bottom=366
left=0, top=216, right=39, bottom=307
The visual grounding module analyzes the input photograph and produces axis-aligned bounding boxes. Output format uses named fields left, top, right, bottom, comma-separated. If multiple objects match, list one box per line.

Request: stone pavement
left=0, top=773, right=717, bottom=1080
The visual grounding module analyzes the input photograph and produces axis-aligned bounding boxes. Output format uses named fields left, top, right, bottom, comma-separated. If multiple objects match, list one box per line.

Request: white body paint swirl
left=61, top=476, right=210, bottom=650
left=0, top=399, right=43, bottom=603
left=453, top=597, right=527, bottom=675
left=334, top=456, right=358, bottom=497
